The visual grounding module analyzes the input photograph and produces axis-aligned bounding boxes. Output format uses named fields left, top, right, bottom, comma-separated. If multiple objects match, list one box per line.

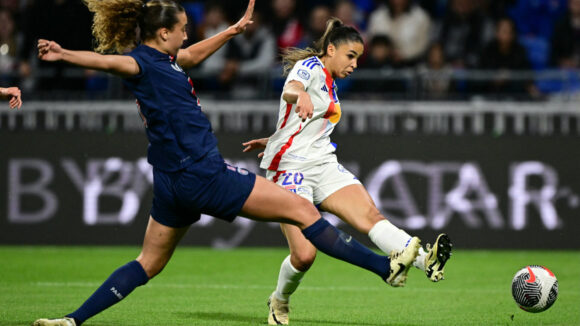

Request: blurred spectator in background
left=537, top=0, right=580, bottom=95
left=367, top=0, right=431, bottom=66
left=0, top=8, right=19, bottom=86
left=417, top=0, right=448, bottom=19
left=197, top=3, right=230, bottom=77
left=220, top=12, right=276, bottom=98
left=270, top=0, right=304, bottom=50
left=334, top=0, right=364, bottom=31
left=357, top=34, right=406, bottom=97
left=479, top=17, right=539, bottom=99
left=551, top=0, right=580, bottom=69
left=507, top=0, right=567, bottom=70
left=418, top=42, right=454, bottom=99
left=298, top=5, right=332, bottom=48
left=362, top=34, right=397, bottom=69
left=480, top=0, right=517, bottom=21
left=18, top=0, right=93, bottom=94
left=508, top=0, right=566, bottom=41
left=436, top=0, right=494, bottom=69
left=0, top=0, right=19, bottom=12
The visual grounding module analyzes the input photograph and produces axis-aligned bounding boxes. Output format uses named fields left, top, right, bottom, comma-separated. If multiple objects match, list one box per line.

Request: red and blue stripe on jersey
left=268, top=57, right=340, bottom=171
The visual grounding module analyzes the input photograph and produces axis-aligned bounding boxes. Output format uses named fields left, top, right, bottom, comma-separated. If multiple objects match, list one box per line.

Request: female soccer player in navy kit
left=32, top=1, right=420, bottom=325
left=242, top=18, right=452, bottom=325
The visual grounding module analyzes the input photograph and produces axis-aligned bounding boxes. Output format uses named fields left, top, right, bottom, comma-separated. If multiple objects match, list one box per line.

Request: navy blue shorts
left=151, top=150, right=256, bottom=228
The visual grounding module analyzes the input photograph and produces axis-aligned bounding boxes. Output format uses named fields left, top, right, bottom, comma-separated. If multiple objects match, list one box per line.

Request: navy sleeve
left=125, top=51, right=146, bottom=79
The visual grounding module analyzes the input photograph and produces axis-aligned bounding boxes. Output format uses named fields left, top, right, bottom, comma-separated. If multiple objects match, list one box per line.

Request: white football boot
left=385, top=236, right=421, bottom=287
left=32, top=317, right=76, bottom=326
left=267, top=292, right=290, bottom=325
left=424, top=233, right=453, bottom=282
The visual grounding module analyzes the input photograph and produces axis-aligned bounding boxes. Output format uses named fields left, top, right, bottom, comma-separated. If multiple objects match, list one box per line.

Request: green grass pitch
left=0, top=246, right=579, bottom=326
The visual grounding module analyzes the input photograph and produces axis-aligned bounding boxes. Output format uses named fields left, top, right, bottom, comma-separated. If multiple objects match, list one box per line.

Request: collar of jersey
left=140, top=44, right=177, bottom=62
left=315, top=58, right=336, bottom=90
left=311, top=56, right=335, bottom=88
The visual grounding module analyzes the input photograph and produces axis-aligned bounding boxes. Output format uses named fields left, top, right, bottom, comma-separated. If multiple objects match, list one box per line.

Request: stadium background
left=0, top=0, right=579, bottom=251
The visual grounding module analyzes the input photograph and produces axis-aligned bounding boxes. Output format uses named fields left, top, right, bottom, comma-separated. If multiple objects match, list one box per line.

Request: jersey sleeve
left=125, top=50, right=147, bottom=79
left=285, top=59, right=318, bottom=91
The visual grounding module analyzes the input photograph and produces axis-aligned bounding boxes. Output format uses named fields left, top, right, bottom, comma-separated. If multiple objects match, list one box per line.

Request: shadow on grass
left=179, top=311, right=415, bottom=326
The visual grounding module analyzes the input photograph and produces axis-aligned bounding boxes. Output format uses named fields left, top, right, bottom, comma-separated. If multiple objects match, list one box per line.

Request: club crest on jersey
left=297, top=69, right=310, bottom=80
left=171, top=62, right=184, bottom=73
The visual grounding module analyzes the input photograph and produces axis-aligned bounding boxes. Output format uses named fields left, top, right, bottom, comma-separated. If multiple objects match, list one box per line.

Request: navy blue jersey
left=123, top=45, right=218, bottom=172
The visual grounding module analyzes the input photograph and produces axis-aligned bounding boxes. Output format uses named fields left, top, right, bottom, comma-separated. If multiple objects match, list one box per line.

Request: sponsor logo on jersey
left=297, top=69, right=311, bottom=80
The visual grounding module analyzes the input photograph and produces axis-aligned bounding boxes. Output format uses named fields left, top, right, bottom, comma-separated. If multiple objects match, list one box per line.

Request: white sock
left=368, top=219, right=427, bottom=271
left=274, top=255, right=305, bottom=302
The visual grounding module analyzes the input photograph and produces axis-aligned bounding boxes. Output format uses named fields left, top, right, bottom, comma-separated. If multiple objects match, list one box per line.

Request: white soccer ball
left=511, top=265, right=558, bottom=313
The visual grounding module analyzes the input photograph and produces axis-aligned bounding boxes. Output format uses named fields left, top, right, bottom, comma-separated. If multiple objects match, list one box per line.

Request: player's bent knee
left=290, top=251, right=316, bottom=272
left=291, top=196, right=320, bottom=223
left=136, top=256, right=168, bottom=279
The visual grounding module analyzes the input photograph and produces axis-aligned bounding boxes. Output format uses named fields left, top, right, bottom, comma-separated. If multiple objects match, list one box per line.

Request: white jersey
left=260, top=56, right=342, bottom=171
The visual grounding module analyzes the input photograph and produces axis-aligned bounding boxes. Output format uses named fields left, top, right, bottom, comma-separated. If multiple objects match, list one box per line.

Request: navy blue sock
left=302, top=218, right=389, bottom=279
left=67, top=260, right=149, bottom=325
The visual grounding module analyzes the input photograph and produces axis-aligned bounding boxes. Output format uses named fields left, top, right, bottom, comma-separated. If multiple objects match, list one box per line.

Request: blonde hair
left=281, top=17, right=362, bottom=76
left=83, top=0, right=184, bottom=54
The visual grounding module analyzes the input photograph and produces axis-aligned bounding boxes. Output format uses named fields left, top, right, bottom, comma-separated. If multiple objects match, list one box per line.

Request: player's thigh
left=137, top=216, right=190, bottom=277
left=320, top=184, right=383, bottom=234
left=240, top=175, right=319, bottom=229
left=280, top=223, right=317, bottom=271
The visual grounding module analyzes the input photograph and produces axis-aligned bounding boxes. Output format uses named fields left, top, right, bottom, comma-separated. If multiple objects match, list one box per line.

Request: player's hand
left=242, top=137, right=268, bottom=158
left=1, top=87, right=22, bottom=109
left=295, top=92, right=314, bottom=122
left=230, top=0, right=254, bottom=34
left=37, top=39, right=63, bottom=61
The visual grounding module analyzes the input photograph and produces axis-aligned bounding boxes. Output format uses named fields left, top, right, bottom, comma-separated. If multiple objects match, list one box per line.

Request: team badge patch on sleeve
left=297, top=69, right=311, bottom=80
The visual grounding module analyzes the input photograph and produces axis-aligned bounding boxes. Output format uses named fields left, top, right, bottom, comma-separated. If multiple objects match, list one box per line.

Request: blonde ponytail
left=84, top=0, right=185, bottom=54
left=84, top=0, right=143, bottom=53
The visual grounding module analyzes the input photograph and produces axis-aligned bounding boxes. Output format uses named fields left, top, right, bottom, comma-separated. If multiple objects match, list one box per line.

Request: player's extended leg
left=320, top=184, right=452, bottom=282
left=268, top=224, right=317, bottom=325
left=240, top=176, right=394, bottom=281
left=33, top=216, right=189, bottom=326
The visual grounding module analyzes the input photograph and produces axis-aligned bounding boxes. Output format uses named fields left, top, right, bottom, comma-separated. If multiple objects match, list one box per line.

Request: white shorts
left=266, top=162, right=361, bottom=205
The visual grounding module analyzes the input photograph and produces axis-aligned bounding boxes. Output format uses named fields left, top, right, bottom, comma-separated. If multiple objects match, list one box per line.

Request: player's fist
left=37, top=39, right=63, bottom=61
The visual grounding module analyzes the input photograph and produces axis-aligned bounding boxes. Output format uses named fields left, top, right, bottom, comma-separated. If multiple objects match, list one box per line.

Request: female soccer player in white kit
left=243, top=18, right=452, bottom=325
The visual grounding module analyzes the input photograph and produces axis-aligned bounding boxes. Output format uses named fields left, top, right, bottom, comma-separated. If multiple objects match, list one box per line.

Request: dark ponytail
left=281, top=18, right=363, bottom=75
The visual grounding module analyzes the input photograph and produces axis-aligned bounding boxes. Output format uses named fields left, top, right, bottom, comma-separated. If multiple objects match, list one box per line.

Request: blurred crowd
left=0, top=0, right=579, bottom=100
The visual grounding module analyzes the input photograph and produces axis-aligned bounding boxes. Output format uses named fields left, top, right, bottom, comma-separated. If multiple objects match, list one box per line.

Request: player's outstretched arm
left=242, top=137, right=269, bottom=158
left=177, top=0, right=254, bottom=69
left=37, top=39, right=140, bottom=77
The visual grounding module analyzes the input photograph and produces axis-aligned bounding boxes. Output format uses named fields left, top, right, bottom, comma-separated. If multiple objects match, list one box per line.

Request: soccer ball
left=511, top=265, right=558, bottom=313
